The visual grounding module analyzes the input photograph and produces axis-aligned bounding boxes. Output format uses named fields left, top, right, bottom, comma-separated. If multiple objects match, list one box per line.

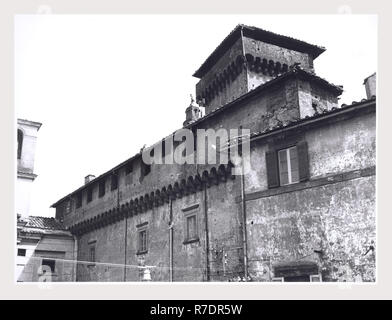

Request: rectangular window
left=41, top=259, right=55, bottom=273
left=186, top=215, right=197, bottom=241
left=125, top=161, right=133, bottom=175
left=76, top=192, right=82, bottom=208
left=99, top=179, right=105, bottom=198
left=87, top=187, right=93, bottom=203
left=65, top=200, right=72, bottom=214
left=111, top=174, right=118, bottom=191
left=278, top=146, right=299, bottom=186
left=138, top=228, right=148, bottom=253
left=89, top=246, right=95, bottom=262
left=266, top=141, right=309, bottom=189
left=17, top=248, right=26, bottom=256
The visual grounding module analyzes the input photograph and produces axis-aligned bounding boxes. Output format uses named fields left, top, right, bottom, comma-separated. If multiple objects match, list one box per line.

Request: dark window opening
left=89, top=246, right=95, bottom=262
left=17, top=129, right=23, bottom=159
left=99, top=179, right=106, bottom=197
left=75, top=192, right=82, bottom=208
left=141, top=161, right=151, bottom=178
left=111, top=173, right=118, bottom=190
left=42, top=259, right=55, bottom=273
left=138, top=229, right=148, bottom=253
left=17, top=248, right=26, bottom=256
left=65, top=200, right=72, bottom=214
left=185, top=214, right=198, bottom=241
left=87, top=187, right=93, bottom=203
left=125, top=161, right=133, bottom=175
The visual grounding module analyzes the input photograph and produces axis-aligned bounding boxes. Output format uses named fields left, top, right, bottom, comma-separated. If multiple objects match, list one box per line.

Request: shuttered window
left=278, top=146, right=299, bottom=186
left=266, top=141, right=309, bottom=188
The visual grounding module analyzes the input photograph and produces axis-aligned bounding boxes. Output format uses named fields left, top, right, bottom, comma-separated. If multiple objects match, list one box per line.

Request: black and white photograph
left=15, top=14, right=376, bottom=284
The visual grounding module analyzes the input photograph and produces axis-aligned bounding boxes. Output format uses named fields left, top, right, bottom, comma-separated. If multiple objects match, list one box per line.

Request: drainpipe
left=72, top=235, right=78, bottom=282
left=169, top=199, right=173, bottom=282
left=204, top=184, right=210, bottom=281
left=240, top=156, right=249, bottom=279
left=123, top=212, right=128, bottom=282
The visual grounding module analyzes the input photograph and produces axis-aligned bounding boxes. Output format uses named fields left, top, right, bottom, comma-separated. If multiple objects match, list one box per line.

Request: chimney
left=363, top=72, right=376, bottom=99
left=85, top=174, right=95, bottom=185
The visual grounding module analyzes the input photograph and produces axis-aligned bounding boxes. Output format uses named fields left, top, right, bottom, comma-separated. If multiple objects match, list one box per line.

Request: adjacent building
left=16, top=119, right=76, bottom=282
left=51, top=25, right=376, bottom=282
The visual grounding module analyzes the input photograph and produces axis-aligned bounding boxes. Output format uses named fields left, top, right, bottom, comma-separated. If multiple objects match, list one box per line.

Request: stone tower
left=194, top=24, right=327, bottom=115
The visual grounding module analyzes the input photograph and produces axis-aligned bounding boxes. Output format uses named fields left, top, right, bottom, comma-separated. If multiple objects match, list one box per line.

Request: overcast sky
left=15, top=14, right=377, bottom=217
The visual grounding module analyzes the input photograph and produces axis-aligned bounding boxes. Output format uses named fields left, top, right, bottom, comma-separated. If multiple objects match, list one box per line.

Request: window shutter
left=297, top=141, right=310, bottom=182
left=266, top=150, right=279, bottom=188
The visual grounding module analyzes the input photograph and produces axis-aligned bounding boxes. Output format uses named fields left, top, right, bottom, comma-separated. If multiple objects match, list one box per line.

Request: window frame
left=87, top=187, right=93, bottom=203
left=111, top=173, right=118, bottom=191
left=136, top=223, right=149, bottom=255
left=17, top=248, right=26, bottom=256
left=17, top=129, right=23, bottom=160
left=277, top=145, right=299, bottom=186
left=182, top=204, right=200, bottom=245
left=75, top=192, right=83, bottom=209
left=98, top=179, right=106, bottom=198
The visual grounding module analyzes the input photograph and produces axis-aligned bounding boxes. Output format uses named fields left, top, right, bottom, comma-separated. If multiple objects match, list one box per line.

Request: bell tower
left=17, top=118, right=42, bottom=218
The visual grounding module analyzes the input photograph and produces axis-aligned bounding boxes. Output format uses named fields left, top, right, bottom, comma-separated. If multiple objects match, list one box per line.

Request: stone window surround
left=182, top=203, right=200, bottom=245
left=136, top=222, right=149, bottom=255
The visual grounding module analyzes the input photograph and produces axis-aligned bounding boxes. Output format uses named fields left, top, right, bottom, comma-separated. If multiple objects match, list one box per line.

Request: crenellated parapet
left=69, top=162, right=235, bottom=236
left=196, top=54, right=290, bottom=108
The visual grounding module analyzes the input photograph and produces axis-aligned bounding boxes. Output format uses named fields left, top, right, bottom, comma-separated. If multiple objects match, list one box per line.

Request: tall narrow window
left=99, top=179, right=105, bottom=198
left=111, top=173, right=118, bottom=191
left=17, top=129, right=23, bottom=159
left=89, top=246, right=95, bottom=262
left=75, top=192, right=82, bottom=208
left=186, top=215, right=197, bottom=240
left=125, top=161, right=133, bottom=175
left=278, top=146, right=299, bottom=186
left=182, top=204, right=200, bottom=244
left=87, top=187, right=93, bottom=203
left=138, top=229, right=148, bottom=253
left=65, top=200, right=72, bottom=214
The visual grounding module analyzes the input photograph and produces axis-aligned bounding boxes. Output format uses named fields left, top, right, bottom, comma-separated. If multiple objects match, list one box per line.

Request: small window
left=99, top=179, right=106, bottom=197
left=42, top=259, right=55, bottom=273
left=141, top=161, right=151, bottom=177
left=278, top=146, right=299, bottom=186
left=186, top=214, right=198, bottom=241
left=310, top=274, right=322, bottom=282
left=89, top=246, right=95, bottom=262
left=111, top=174, right=118, bottom=191
left=17, top=248, right=26, bottom=256
left=75, top=192, right=82, bottom=208
left=65, top=200, right=72, bottom=214
left=87, top=187, right=93, bottom=203
left=17, top=129, right=23, bottom=160
left=137, top=229, right=148, bottom=253
left=125, top=161, right=133, bottom=175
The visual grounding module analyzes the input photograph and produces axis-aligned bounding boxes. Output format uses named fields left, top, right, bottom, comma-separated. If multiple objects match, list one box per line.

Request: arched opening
left=17, top=129, right=23, bottom=159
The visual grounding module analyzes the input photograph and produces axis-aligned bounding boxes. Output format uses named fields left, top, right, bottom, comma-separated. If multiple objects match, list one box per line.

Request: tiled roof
left=193, top=24, right=326, bottom=78
left=23, top=216, right=66, bottom=230
left=186, top=65, right=343, bottom=129
left=249, top=95, right=376, bottom=140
